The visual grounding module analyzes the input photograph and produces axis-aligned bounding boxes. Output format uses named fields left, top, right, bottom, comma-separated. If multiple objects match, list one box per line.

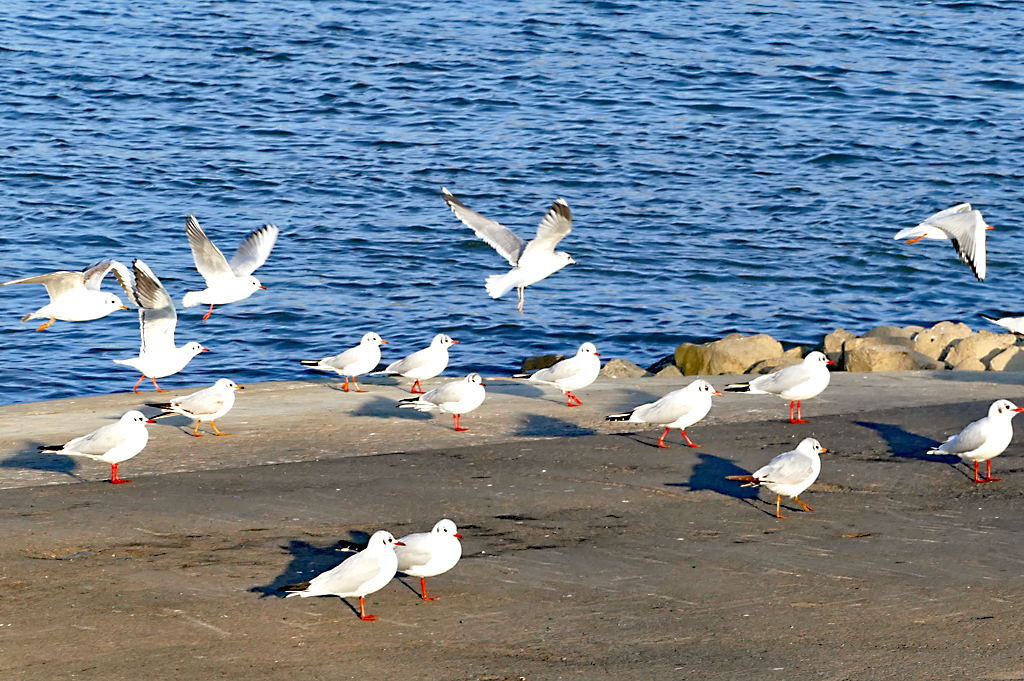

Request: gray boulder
left=843, top=337, right=945, bottom=372
left=674, top=333, right=783, bottom=376
left=823, top=329, right=857, bottom=367
left=599, top=358, right=652, bottom=379
left=943, top=331, right=1016, bottom=368
left=520, top=354, right=564, bottom=373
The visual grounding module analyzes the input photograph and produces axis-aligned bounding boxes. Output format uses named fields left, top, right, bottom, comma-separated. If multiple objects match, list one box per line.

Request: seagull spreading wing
left=0, top=259, right=133, bottom=330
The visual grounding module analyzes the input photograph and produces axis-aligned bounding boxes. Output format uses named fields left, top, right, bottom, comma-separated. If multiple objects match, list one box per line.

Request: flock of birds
left=4, top=195, right=1022, bottom=618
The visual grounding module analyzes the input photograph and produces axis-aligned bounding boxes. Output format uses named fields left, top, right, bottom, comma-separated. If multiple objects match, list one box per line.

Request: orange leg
left=351, top=377, right=367, bottom=393
left=794, top=496, right=813, bottom=512
left=110, top=463, right=130, bottom=484
left=210, top=421, right=230, bottom=436
left=411, top=380, right=424, bottom=394
left=341, top=377, right=350, bottom=392
left=132, top=375, right=146, bottom=394
left=202, top=304, right=214, bottom=322
left=453, top=414, right=468, bottom=432
left=35, top=317, right=56, bottom=332
left=151, top=377, right=169, bottom=393
left=419, top=577, right=438, bottom=601
left=656, top=427, right=671, bottom=449
left=566, top=391, right=582, bottom=407
left=358, top=596, right=377, bottom=622
left=905, top=236, right=925, bottom=245
left=789, top=400, right=808, bottom=424
left=775, top=495, right=787, bottom=519
left=192, top=421, right=204, bottom=437
left=680, top=429, right=702, bottom=448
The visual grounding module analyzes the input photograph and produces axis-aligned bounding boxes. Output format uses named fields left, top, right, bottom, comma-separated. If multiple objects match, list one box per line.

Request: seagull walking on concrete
left=39, top=410, right=150, bottom=484
left=606, top=379, right=720, bottom=448
left=397, top=373, right=486, bottom=432
left=1, top=259, right=133, bottom=331
left=373, top=333, right=458, bottom=393
left=181, top=215, right=278, bottom=321
left=727, top=438, right=826, bottom=519
left=514, top=342, right=601, bottom=407
left=146, top=378, right=244, bottom=437
left=441, top=187, right=576, bottom=313
left=395, top=519, right=463, bottom=601
left=725, top=351, right=832, bottom=424
left=300, top=332, right=387, bottom=393
left=114, top=260, right=209, bottom=393
left=894, top=203, right=993, bottom=281
left=280, top=530, right=404, bottom=621
left=927, top=399, right=1023, bottom=483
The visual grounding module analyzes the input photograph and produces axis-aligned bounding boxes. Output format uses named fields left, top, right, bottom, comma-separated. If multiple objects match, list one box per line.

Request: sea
left=2, top=1, right=1023, bottom=405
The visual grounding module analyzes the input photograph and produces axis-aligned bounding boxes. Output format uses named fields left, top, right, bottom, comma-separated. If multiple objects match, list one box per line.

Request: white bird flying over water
left=146, top=378, right=244, bottom=437
left=114, top=259, right=209, bottom=394
left=606, top=379, right=720, bottom=448
left=372, top=333, right=459, bottom=394
left=39, top=410, right=150, bottom=484
left=727, top=437, right=827, bottom=519
left=725, top=351, right=832, bottom=424
left=514, top=342, right=601, bottom=407
left=441, top=187, right=576, bottom=313
left=398, top=373, right=486, bottom=432
left=300, top=332, right=387, bottom=393
left=0, top=259, right=134, bottom=331
left=182, top=214, right=279, bottom=321
left=894, top=203, right=993, bottom=281
left=927, top=399, right=1023, bottom=484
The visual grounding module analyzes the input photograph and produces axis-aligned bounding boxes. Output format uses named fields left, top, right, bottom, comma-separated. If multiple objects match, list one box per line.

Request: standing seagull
left=300, top=332, right=387, bottom=393
left=394, top=519, right=463, bottom=601
left=606, top=379, right=720, bottom=448
left=39, top=410, right=150, bottom=484
left=280, top=530, right=404, bottom=622
left=146, top=378, right=244, bottom=437
left=927, top=399, right=1023, bottom=483
left=114, top=259, right=209, bottom=393
left=515, top=342, right=602, bottom=406
left=372, top=333, right=459, bottom=393
left=725, top=351, right=832, bottom=424
left=181, top=214, right=279, bottom=321
left=726, top=438, right=827, bottom=519
left=1, top=259, right=134, bottom=331
left=441, top=187, right=576, bottom=313
left=894, top=203, right=993, bottom=281
left=397, top=373, right=486, bottom=432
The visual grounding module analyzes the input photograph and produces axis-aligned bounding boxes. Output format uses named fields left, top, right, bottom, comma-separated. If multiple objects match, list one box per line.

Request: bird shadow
left=250, top=530, right=372, bottom=599
left=482, top=380, right=545, bottom=399
left=515, top=413, right=595, bottom=438
left=0, top=441, right=82, bottom=479
left=666, top=452, right=761, bottom=501
left=603, top=389, right=671, bottom=415
left=854, top=421, right=956, bottom=463
left=349, top=396, right=430, bottom=421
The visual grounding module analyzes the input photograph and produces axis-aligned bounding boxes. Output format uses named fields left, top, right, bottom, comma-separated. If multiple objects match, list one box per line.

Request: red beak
left=146, top=419, right=156, bottom=424
left=1014, top=407, right=1024, bottom=413
left=826, top=360, right=835, bottom=365
left=712, top=391, right=723, bottom=396
left=451, top=339, right=459, bottom=344
left=594, top=352, right=601, bottom=357
left=259, top=285, right=267, bottom=290
left=202, top=347, right=211, bottom=352
left=453, top=533, right=463, bottom=539
left=394, top=541, right=405, bottom=546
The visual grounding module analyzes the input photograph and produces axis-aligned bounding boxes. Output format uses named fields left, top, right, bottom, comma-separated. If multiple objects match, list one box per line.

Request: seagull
left=372, top=333, right=459, bottom=394
left=38, top=410, right=150, bottom=484
left=397, top=373, right=486, bottom=432
left=146, top=378, right=244, bottom=437
left=606, top=379, right=720, bottom=448
left=0, top=259, right=134, bottom=331
left=394, top=519, right=463, bottom=601
left=300, top=332, right=387, bottom=393
left=181, top=214, right=279, bottom=321
left=927, top=399, right=1023, bottom=483
left=114, top=259, right=209, bottom=393
left=279, top=530, right=404, bottom=621
left=726, top=438, right=826, bottom=519
left=725, top=351, right=833, bottom=424
left=514, top=342, right=601, bottom=407
left=894, top=203, right=993, bottom=281
left=980, top=314, right=1024, bottom=335
left=441, top=187, right=576, bottom=313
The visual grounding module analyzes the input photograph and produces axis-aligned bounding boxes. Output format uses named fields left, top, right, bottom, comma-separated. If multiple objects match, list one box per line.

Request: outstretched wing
left=108, top=261, right=137, bottom=306
left=132, top=259, right=177, bottom=355
left=229, top=224, right=279, bottom=277
left=521, top=198, right=572, bottom=262
left=931, top=210, right=987, bottom=281
left=0, top=270, right=86, bottom=301
left=442, top=187, right=526, bottom=266
left=185, top=215, right=235, bottom=285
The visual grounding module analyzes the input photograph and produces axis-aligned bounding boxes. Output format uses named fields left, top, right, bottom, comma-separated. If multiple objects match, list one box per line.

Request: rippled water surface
left=2, top=1, right=1023, bottom=405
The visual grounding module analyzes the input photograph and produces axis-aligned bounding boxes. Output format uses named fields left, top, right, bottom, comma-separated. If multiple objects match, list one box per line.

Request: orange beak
left=712, top=390, right=723, bottom=396
left=451, top=339, right=459, bottom=344
left=1014, top=407, right=1024, bottom=413
left=259, top=285, right=267, bottom=289
left=202, top=347, right=211, bottom=352
left=120, top=305, right=130, bottom=310
left=453, top=533, right=463, bottom=539
left=594, top=352, right=601, bottom=357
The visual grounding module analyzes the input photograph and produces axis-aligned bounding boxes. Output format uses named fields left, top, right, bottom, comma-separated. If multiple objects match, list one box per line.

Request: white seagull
left=38, top=410, right=150, bottom=484
left=606, top=379, right=720, bottom=448
left=146, top=378, right=244, bottom=437
left=894, top=203, right=993, bottom=281
left=280, top=530, right=404, bottom=621
left=1, top=259, right=134, bottom=331
left=181, top=214, right=279, bottom=321
left=372, top=333, right=459, bottom=394
left=727, top=437, right=827, bottom=519
left=300, top=332, right=387, bottom=393
left=441, top=187, right=576, bottom=313
left=394, top=519, right=463, bottom=601
left=114, top=260, right=209, bottom=393
left=927, top=399, right=1023, bottom=483
left=397, top=373, right=486, bottom=432
left=980, top=314, right=1024, bottom=335
left=514, top=342, right=601, bottom=407
left=725, top=351, right=833, bottom=424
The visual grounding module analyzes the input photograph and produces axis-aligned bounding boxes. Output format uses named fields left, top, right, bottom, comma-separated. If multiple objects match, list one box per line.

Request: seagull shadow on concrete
left=0, top=441, right=82, bottom=479
left=515, top=413, right=595, bottom=438
left=251, top=530, right=372, bottom=600
left=348, top=395, right=431, bottom=421
left=481, top=380, right=545, bottom=399
left=854, top=421, right=954, bottom=462
left=665, top=452, right=778, bottom=517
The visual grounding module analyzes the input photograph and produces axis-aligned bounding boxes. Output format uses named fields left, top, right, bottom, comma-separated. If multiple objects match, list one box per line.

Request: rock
left=782, top=346, right=804, bottom=359
left=823, top=329, right=857, bottom=367
left=953, top=357, right=986, bottom=371
left=943, top=332, right=1016, bottom=368
left=864, top=325, right=916, bottom=339
left=654, top=364, right=683, bottom=377
left=931, top=321, right=973, bottom=336
left=914, top=323, right=975, bottom=361
left=674, top=333, right=783, bottom=376
left=903, top=325, right=925, bottom=337
left=520, top=354, right=564, bottom=373
left=843, top=337, right=945, bottom=372
left=599, top=358, right=652, bottom=379
left=749, top=356, right=803, bottom=374
left=987, top=347, right=1024, bottom=371
left=646, top=354, right=677, bottom=374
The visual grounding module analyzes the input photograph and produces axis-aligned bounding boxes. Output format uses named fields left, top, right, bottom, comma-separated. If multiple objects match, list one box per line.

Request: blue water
left=2, top=1, right=1023, bottom=405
